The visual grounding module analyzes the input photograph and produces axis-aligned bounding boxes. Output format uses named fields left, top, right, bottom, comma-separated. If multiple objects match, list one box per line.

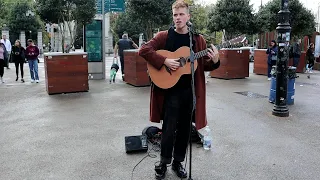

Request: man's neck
left=175, top=26, right=189, bottom=34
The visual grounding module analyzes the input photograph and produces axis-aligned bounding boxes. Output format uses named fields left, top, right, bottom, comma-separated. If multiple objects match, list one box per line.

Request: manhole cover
left=234, top=91, right=268, bottom=98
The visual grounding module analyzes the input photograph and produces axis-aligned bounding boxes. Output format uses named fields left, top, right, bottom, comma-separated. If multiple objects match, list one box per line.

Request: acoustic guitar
left=147, top=46, right=209, bottom=89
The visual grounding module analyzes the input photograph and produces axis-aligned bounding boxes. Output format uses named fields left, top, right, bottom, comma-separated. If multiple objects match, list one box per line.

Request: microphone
left=186, top=21, right=192, bottom=27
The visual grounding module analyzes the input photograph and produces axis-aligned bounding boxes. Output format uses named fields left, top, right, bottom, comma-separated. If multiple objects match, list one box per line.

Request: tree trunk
left=59, top=23, right=65, bottom=53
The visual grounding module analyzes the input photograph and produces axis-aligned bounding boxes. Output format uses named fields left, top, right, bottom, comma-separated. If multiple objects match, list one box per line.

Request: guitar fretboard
left=187, top=49, right=209, bottom=61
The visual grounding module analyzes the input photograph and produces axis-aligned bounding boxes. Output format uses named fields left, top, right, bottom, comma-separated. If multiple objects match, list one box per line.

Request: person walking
left=0, top=42, right=9, bottom=83
left=0, top=35, right=11, bottom=69
left=25, top=39, right=40, bottom=83
left=11, top=40, right=26, bottom=82
left=306, top=43, right=315, bottom=73
left=113, top=34, right=138, bottom=81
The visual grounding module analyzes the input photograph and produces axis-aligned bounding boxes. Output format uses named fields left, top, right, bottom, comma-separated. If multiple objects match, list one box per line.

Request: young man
left=138, top=1, right=220, bottom=179
left=114, top=33, right=139, bottom=81
left=25, top=39, right=40, bottom=83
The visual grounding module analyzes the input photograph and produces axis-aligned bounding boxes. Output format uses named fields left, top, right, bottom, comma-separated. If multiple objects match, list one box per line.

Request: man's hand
left=164, top=58, right=180, bottom=71
left=207, top=44, right=219, bottom=63
left=114, top=54, right=118, bottom=58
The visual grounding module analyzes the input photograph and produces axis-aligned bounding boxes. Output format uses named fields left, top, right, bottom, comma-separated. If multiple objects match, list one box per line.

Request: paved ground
left=1, top=57, right=320, bottom=180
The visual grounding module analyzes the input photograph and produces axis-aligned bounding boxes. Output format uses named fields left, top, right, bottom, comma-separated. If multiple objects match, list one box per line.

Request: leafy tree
left=7, top=1, right=42, bottom=43
left=36, top=0, right=96, bottom=52
left=208, top=0, right=257, bottom=40
left=126, top=0, right=172, bottom=40
left=0, top=1, right=5, bottom=29
left=111, top=12, right=145, bottom=45
left=256, top=0, right=316, bottom=38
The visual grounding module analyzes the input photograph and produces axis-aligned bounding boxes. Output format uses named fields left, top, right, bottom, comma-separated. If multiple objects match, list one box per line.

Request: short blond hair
left=172, top=0, right=189, bottom=12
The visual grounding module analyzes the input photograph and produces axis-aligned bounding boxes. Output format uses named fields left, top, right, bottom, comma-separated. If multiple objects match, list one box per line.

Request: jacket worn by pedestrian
left=11, top=46, right=25, bottom=63
left=266, top=46, right=278, bottom=64
left=306, top=48, right=315, bottom=64
left=25, top=45, right=39, bottom=60
left=138, top=28, right=220, bottom=130
left=0, top=44, right=9, bottom=66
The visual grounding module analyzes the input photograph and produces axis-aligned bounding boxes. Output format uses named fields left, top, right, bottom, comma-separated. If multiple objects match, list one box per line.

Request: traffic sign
left=96, top=0, right=125, bottom=14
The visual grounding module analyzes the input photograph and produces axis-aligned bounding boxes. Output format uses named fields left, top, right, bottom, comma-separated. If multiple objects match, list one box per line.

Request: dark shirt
left=166, top=30, right=192, bottom=90
left=117, top=39, right=134, bottom=56
left=25, top=45, right=39, bottom=60
left=11, top=46, right=25, bottom=63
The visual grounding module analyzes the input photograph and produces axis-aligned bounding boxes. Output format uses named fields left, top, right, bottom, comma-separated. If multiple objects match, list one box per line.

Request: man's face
left=172, top=7, right=190, bottom=30
left=2, top=35, right=6, bottom=40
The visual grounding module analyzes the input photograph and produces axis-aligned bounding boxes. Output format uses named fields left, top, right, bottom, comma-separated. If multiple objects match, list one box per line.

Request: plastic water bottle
left=203, top=126, right=212, bottom=150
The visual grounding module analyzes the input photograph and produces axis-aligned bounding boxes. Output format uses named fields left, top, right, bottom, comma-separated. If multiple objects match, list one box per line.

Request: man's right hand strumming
left=164, top=58, right=180, bottom=71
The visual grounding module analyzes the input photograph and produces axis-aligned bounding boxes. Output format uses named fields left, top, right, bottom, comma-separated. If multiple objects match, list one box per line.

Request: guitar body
left=147, top=46, right=198, bottom=89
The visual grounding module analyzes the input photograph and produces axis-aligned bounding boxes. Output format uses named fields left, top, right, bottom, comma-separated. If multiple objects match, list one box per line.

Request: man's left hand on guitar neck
left=207, top=44, right=219, bottom=63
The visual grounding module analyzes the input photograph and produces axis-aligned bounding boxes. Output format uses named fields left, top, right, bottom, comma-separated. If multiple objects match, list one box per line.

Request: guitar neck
left=193, top=49, right=209, bottom=59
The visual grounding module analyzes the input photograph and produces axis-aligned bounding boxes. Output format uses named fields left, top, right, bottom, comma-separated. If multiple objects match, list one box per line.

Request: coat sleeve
left=198, top=35, right=220, bottom=71
left=266, top=48, right=270, bottom=54
left=138, top=31, right=167, bottom=70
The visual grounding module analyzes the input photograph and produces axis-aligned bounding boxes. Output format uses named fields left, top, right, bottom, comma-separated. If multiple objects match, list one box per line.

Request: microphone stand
left=187, top=24, right=196, bottom=180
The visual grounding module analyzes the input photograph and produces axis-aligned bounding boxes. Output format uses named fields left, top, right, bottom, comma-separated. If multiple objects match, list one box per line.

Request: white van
left=240, top=47, right=255, bottom=62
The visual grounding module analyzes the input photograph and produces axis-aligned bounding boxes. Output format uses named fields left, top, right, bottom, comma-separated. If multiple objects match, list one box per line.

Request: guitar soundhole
left=178, top=57, right=186, bottom=67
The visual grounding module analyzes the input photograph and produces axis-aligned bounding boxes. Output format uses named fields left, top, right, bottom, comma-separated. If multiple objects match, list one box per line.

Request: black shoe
left=113, top=78, right=115, bottom=83
left=155, top=163, right=167, bottom=179
left=16, top=77, right=18, bottom=81
left=172, top=161, right=187, bottom=178
left=21, top=78, right=25, bottom=83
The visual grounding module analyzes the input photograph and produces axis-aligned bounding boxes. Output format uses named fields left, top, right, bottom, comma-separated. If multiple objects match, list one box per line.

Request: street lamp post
left=272, top=0, right=291, bottom=117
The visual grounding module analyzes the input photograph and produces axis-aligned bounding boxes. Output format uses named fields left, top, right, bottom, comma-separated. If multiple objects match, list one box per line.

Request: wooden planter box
left=253, top=49, right=268, bottom=75
left=210, top=49, right=249, bottom=79
left=314, top=62, right=320, bottom=70
left=44, top=52, right=89, bottom=95
left=254, top=50, right=307, bottom=74
left=123, top=49, right=151, bottom=87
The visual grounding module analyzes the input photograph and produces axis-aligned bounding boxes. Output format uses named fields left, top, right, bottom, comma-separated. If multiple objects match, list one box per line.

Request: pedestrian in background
left=266, top=40, right=278, bottom=80
left=292, top=38, right=301, bottom=67
left=11, top=40, right=26, bottom=82
left=0, top=35, right=11, bottom=69
left=0, top=42, right=9, bottom=83
left=25, top=39, right=40, bottom=83
left=306, top=43, right=315, bottom=73
left=114, top=33, right=138, bottom=81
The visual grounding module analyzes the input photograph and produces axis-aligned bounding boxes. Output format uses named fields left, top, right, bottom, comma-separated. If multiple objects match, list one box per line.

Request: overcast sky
left=198, top=0, right=319, bottom=14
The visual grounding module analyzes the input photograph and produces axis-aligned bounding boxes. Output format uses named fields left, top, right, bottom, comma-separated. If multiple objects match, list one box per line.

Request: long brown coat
left=138, top=30, right=220, bottom=130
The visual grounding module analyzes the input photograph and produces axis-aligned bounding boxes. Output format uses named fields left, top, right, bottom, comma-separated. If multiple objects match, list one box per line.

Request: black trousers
left=308, top=59, right=315, bottom=69
left=120, top=55, right=124, bottom=75
left=15, top=62, right=24, bottom=78
left=160, top=86, right=193, bottom=164
left=0, top=60, right=4, bottom=77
